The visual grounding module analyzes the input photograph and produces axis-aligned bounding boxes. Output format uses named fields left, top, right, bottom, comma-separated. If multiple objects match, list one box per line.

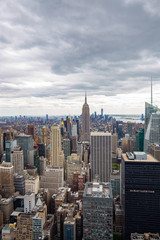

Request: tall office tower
left=5, top=139, right=17, bottom=162
left=72, top=121, right=77, bottom=137
left=82, top=93, right=90, bottom=142
left=71, top=136, right=77, bottom=153
left=144, top=112, right=160, bottom=153
left=0, top=162, right=15, bottom=198
left=144, top=102, right=159, bottom=135
left=101, top=108, right=103, bottom=117
left=91, top=132, right=112, bottom=182
left=0, top=127, right=3, bottom=156
left=50, top=125, right=64, bottom=167
left=76, top=118, right=80, bottom=137
left=15, top=134, right=33, bottom=167
left=127, top=122, right=133, bottom=137
left=121, top=152, right=160, bottom=239
left=11, top=146, right=24, bottom=174
left=28, top=125, right=35, bottom=139
left=83, top=182, right=113, bottom=240
left=112, top=133, right=118, bottom=154
left=46, top=114, right=48, bottom=123
left=41, top=126, right=48, bottom=146
left=66, top=117, right=72, bottom=138
left=136, top=128, right=144, bottom=151
left=63, top=139, right=71, bottom=159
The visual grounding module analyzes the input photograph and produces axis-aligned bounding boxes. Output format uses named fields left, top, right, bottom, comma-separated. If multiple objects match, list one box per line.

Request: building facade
left=82, top=93, right=90, bottom=142
left=83, top=182, right=113, bottom=240
left=121, top=152, right=160, bottom=239
left=91, top=132, right=112, bottom=182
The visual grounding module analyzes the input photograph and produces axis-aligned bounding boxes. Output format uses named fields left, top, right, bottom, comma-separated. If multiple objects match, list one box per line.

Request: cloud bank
left=0, top=0, right=160, bottom=115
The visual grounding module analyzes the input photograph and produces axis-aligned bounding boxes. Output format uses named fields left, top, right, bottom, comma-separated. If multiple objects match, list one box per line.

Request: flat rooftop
left=84, top=182, right=111, bottom=198
left=123, top=153, right=159, bottom=162
left=91, top=131, right=111, bottom=136
left=131, top=233, right=160, bottom=240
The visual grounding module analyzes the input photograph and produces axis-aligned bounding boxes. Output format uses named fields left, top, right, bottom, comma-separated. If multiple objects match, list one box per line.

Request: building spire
left=85, top=91, right=87, bottom=104
left=151, top=76, right=153, bottom=105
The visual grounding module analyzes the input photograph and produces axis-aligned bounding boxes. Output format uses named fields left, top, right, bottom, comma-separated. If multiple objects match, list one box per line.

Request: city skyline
left=1, top=0, right=160, bottom=115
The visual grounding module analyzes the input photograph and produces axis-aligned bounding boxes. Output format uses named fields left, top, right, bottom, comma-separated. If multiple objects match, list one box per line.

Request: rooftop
left=83, top=182, right=112, bottom=198
left=91, top=131, right=111, bottom=136
left=123, top=153, right=159, bottom=162
left=131, top=233, right=160, bottom=240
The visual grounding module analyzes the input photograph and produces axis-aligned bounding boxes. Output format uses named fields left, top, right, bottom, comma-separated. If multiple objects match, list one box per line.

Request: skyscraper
left=0, top=162, right=15, bottom=198
left=28, top=125, right=35, bottom=140
left=144, top=112, right=160, bottom=153
left=121, top=152, right=160, bottom=239
left=50, top=125, right=64, bottom=167
left=11, top=146, right=24, bottom=174
left=82, top=92, right=90, bottom=142
left=83, top=182, right=113, bottom=240
left=15, top=134, right=33, bottom=167
left=91, top=132, right=112, bottom=182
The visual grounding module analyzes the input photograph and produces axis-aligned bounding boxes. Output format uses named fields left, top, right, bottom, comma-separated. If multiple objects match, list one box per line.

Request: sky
left=1, top=0, right=160, bottom=116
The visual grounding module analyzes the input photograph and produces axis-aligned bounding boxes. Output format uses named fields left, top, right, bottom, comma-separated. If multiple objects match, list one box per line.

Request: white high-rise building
left=50, top=125, right=64, bottom=167
left=82, top=93, right=90, bottom=142
left=11, top=146, right=24, bottom=174
left=91, top=132, right=112, bottom=182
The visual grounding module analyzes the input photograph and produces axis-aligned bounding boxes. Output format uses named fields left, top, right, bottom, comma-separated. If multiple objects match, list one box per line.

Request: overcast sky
left=1, top=0, right=160, bottom=116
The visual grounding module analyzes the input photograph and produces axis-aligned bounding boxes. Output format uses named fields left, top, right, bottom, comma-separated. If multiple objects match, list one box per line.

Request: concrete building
left=25, top=175, right=39, bottom=194
left=82, top=93, right=90, bottom=142
left=63, top=139, right=71, bottom=159
left=2, top=225, right=15, bottom=240
left=28, top=125, right=35, bottom=139
left=66, top=154, right=82, bottom=186
left=64, top=213, right=76, bottom=240
left=16, top=213, right=35, bottom=240
left=11, top=146, right=24, bottom=174
left=50, top=125, right=64, bottom=167
left=112, top=133, right=118, bottom=154
left=150, top=143, right=160, bottom=160
left=24, top=192, right=35, bottom=213
left=15, top=134, right=33, bottom=167
left=0, top=127, right=3, bottom=157
left=0, top=198, right=13, bottom=224
left=91, top=132, right=112, bottom=182
left=121, top=152, right=160, bottom=239
left=72, top=122, right=78, bottom=137
left=41, top=126, right=48, bottom=146
left=14, top=174, right=25, bottom=195
left=0, top=162, right=15, bottom=198
left=57, top=203, right=75, bottom=239
left=83, top=182, right=113, bottom=240
left=5, top=139, right=17, bottom=162
left=40, top=166, right=64, bottom=195
left=39, top=156, right=47, bottom=175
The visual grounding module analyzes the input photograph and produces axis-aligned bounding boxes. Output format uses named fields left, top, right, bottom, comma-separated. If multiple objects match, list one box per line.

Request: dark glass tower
left=121, top=152, right=160, bottom=239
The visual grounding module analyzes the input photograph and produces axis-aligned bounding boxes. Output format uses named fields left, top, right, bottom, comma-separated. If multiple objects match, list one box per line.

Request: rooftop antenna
left=151, top=76, right=153, bottom=105
left=85, top=91, right=87, bottom=104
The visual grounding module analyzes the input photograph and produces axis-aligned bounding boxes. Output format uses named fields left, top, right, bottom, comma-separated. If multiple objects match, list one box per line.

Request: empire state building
left=82, top=93, right=90, bottom=142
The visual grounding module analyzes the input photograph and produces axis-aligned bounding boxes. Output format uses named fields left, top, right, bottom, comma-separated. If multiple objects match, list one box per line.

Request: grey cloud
left=0, top=0, right=160, bottom=114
